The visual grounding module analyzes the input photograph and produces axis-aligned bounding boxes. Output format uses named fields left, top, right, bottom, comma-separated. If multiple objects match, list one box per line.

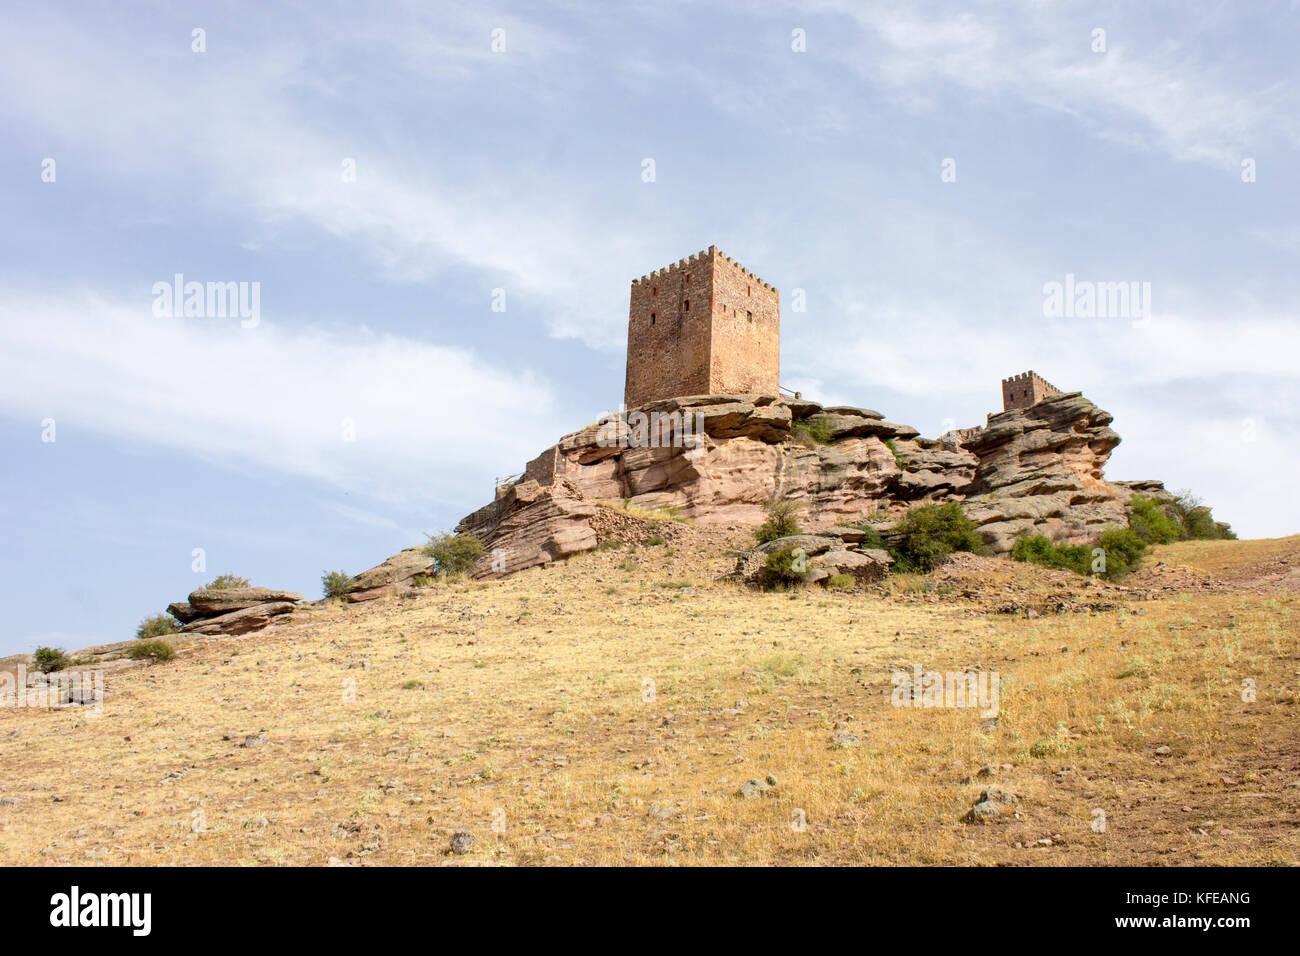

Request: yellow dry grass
left=1, top=533, right=1296, bottom=866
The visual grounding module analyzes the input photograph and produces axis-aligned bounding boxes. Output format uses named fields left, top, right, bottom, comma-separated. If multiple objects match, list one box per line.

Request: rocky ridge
left=441, top=390, right=1161, bottom=580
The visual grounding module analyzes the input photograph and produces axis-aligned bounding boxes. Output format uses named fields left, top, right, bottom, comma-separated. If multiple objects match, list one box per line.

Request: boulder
left=166, top=601, right=199, bottom=624
left=732, top=535, right=892, bottom=586
left=188, top=587, right=304, bottom=615
left=810, top=548, right=893, bottom=583
left=181, top=601, right=297, bottom=635
left=343, top=547, right=435, bottom=603
left=456, top=479, right=599, bottom=578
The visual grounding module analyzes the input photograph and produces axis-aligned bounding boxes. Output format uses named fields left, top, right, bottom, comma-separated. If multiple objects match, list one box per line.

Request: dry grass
left=1, top=532, right=1296, bottom=866
left=593, top=499, right=689, bottom=523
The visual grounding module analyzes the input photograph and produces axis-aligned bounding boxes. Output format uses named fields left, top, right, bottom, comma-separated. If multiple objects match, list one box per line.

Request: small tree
left=137, top=613, right=180, bottom=639
left=33, top=646, right=72, bottom=672
left=425, top=533, right=486, bottom=578
left=754, top=499, right=801, bottom=544
left=1170, top=491, right=1235, bottom=540
left=321, top=570, right=351, bottom=600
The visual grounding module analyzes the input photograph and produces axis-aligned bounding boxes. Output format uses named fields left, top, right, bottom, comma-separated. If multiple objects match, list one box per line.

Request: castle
left=624, top=246, right=779, bottom=407
left=1000, top=370, right=1062, bottom=412
left=624, top=247, right=1062, bottom=416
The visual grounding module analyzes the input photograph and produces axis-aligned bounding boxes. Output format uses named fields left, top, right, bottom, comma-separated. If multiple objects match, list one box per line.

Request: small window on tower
left=650, top=313, right=656, bottom=325
left=747, top=286, right=751, bottom=296
left=747, top=310, right=753, bottom=322
left=651, top=286, right=657, bottom=296
left=683, top=299, right=690, bottom=311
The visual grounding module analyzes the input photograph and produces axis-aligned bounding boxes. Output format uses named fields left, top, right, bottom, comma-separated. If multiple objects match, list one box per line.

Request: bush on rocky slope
left=1012, top=526, right=1147, bottom=582
left=425, top=532, right=486, bottom=578
left=754, top=500, right=802, bottom=544
left=887, top=502, right=984, bottom=573
left=33, top=646, right=72, bottom=671
left=136, top=612, right=180, bottom=639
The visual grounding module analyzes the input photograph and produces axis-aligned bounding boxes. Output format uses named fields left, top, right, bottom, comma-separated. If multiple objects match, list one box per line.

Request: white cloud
left=0, top=6, right=645, bottom=351
left=811, top=0, right=1300, bottom=170
left=0, top=290, right=561, bottom=506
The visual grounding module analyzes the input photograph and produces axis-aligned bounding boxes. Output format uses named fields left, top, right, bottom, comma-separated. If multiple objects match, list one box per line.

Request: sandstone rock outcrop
left=341, top=547, right=437, bottom=603
left=957, top=392, right=1130, bottom=553
left=341, top=389, right=1174, bottom=584
left=732, top=534, right=894, bottom=586
left=174, top=587, right=302, bottom=635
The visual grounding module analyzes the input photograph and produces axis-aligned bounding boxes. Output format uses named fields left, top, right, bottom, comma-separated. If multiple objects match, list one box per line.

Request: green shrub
left=1169, top=492, right=1236, bottom=540
left=791, top=416, right=834, bottom=447
left=1126, top=492, right=1235, bottom=544
left=1010, top=534, right=1094, bottom=576
left=757, top=547, right=806, bottom=590
left=754, top=499, right=801, bottom=544
left=33, top=646, right=72, bottom=672
left=826, top=573, right=855, bottom=590
left=884, top=438, right=907, bottom=469
left=1010, top=526, right=1148, bottom=582
left=644, top=535, right=666, bottom=547
left=1127, top=496, right=1180, bottom=544
left=887, top=502, right=984, bottom=573
left=137, top=613, right=180, bottom=639
left=1095, top=527, right=1147, bottom=580
left=128, top=639, right=175, bottom=664
left=206, top=573, right=251, bottom=589
left=425, top=533, right=486, bottom=578
left=321, top=570, right=352, bottom=599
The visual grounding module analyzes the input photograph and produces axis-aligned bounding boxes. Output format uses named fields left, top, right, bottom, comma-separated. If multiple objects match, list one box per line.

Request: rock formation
left=169, top=587, right=302, bottom=635
left=341, top=390, right=1169, bottom=590
left=444, top=390, right=1161, bottom=577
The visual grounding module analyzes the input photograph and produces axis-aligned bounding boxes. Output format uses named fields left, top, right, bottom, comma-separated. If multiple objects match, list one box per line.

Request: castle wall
left=708, top=252, right=780, bottom=396
left=1001, top=371, right=1061, bottom=411
left=625, top=252, right=715, bottom=407
left=523, top=444, right=563, bottom=487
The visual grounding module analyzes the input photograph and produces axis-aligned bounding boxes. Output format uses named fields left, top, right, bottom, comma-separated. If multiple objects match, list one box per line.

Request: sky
left=1, top=0, right=1297, bottom=655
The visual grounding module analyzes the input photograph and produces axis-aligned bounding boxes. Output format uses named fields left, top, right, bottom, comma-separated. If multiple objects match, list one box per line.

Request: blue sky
left=2, top=1, right=1298, bottom=655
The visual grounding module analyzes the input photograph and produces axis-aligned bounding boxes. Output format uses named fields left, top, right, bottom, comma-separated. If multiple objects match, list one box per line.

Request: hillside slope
left=1, top=532, right=1297, bottom=866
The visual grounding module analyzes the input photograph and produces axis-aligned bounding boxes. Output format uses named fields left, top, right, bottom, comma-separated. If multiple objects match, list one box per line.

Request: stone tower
left=624, top=246, right=780, bottom=408
left=1002, top=370, right=1062, bottom=412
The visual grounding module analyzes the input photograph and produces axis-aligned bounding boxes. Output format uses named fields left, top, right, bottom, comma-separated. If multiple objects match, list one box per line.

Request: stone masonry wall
left=625, top=246, right=780, bottom=407
left=709, top=251, right=780, bottom=396
left=625, top=252, right=715, bottom=407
